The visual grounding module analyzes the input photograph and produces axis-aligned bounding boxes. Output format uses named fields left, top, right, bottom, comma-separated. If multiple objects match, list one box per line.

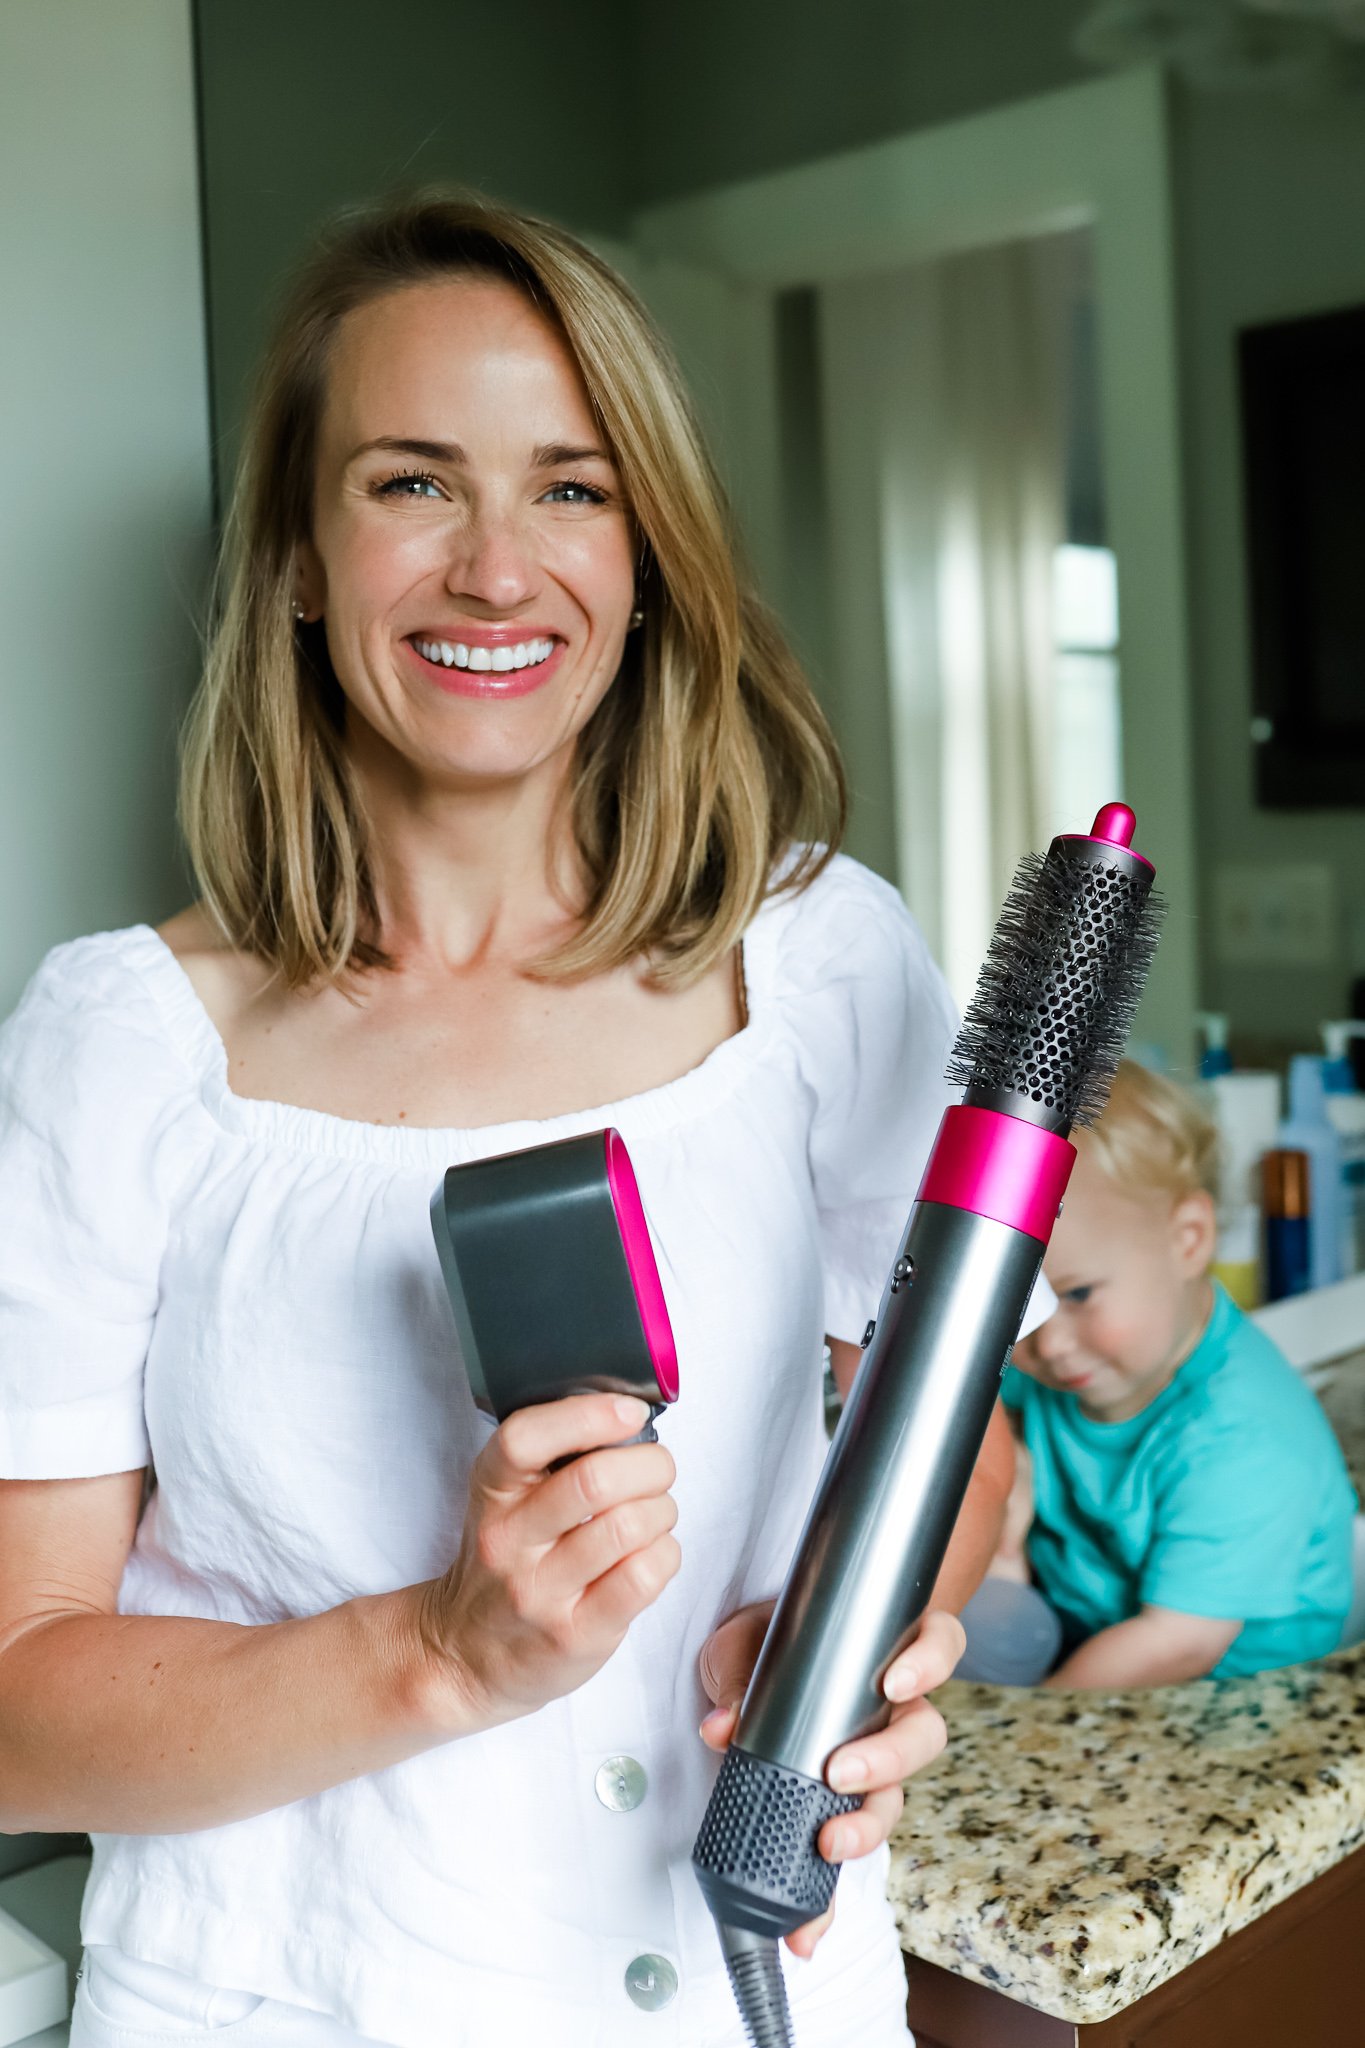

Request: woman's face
left=298, top=276, right=636, bottom=792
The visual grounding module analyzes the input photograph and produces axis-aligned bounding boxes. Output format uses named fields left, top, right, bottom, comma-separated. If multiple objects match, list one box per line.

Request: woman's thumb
left=698, top=1599, right=776, bottom=1710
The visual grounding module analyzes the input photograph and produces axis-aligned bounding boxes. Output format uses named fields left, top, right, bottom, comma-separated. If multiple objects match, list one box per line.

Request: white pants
left=71, top=1942, right=915, bottom=2047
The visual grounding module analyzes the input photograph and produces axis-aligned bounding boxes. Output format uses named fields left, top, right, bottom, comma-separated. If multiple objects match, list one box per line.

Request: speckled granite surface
left=887, top=1354, right=1365, bottom=2024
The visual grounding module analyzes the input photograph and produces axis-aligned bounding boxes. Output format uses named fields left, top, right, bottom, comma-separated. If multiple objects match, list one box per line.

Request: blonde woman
left=0, top=193, right=1018, bottom=2047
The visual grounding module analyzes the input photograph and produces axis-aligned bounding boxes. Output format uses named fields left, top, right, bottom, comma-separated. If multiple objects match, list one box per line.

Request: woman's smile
left=404, top=627, right=567, bottom=697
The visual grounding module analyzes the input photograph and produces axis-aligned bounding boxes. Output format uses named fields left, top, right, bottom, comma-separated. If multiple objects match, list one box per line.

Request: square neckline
left=126, top=916, right=780, bottom=1167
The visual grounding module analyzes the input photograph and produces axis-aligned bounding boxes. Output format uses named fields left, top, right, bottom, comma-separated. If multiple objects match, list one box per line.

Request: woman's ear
left=1170, top=1188, right=1217, bottom=1279
left=293, top=541, right=325, bottom=622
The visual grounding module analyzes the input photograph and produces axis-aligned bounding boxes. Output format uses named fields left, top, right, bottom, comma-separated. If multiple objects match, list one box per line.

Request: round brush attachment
left=945, top=802, right=1163, bottom=1136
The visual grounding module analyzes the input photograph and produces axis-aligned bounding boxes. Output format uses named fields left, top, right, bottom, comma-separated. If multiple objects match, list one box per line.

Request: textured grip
left=692, top=1744, right=860, bottom=1940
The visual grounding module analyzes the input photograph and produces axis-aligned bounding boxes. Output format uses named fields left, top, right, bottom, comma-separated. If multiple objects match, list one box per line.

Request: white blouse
left=0, top=852, right=1005, bottom=2048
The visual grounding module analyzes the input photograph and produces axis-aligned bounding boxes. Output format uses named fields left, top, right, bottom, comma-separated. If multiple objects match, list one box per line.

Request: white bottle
left=1204, top=1070, right=1281, bottom=1310
left=1279, top=1056, right=1344, bottom=1291
left=1321, top=1023, right=1365, bottom=1278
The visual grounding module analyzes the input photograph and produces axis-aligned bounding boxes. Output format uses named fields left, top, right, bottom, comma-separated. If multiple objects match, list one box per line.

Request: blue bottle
left=1277, top=1056, right=1344, bottom=1291
left=1196, top=1012, right=1232, bottom=1080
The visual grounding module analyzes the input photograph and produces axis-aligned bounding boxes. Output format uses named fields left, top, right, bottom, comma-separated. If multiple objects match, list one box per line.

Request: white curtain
left=817, top=233, right=1073, bottom=1007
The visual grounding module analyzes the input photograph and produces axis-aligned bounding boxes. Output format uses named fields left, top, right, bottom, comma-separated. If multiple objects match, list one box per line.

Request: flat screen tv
left=1239, top=299, right=1365, bottom=808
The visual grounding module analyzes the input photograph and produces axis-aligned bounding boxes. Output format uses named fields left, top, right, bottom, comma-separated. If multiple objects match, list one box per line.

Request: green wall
left=1172, top=84, right=1365, bottom=1044
left=194, top=0, right=630, bottom=485
left=1, top=0, right=211, bottom=1008
left=627, top=0, right=1090, bottom=203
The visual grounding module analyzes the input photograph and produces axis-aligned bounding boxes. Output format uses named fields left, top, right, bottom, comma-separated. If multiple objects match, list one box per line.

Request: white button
left=624, top=1953, right=678, bottom=2010
left=595, top=1755, right=648, bottom=1812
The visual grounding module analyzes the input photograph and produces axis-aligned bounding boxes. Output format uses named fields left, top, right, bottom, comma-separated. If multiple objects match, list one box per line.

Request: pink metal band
left=916, top=1105, right=1076, bottom=1245
left=604, top=1129, right=679, bottom=1403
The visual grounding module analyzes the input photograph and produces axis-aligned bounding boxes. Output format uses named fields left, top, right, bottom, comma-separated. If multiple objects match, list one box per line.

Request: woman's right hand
left=417, top=1393, right=680, bottom=1732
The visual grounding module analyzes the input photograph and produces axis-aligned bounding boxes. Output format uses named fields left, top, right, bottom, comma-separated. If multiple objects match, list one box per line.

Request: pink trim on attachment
left=604, top=1129, right=679, bottom=1402
left=916, top=1106, right=1076, bottom=1244
left=1058, top=800, right=1155, bottom=872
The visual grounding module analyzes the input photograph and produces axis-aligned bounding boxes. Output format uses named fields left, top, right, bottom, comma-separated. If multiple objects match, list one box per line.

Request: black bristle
left=945, top=845, right=1164, bottom=1132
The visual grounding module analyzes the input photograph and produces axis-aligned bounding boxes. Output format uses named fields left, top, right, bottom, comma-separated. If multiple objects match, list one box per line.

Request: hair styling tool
left=692, top=804, right=1162, bottom=2047
left=431, top=1128, right=678, bottom=1447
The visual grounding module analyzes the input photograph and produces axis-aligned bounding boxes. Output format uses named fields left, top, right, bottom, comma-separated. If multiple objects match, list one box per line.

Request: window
left=1052, top=543, right=1122, bottom=837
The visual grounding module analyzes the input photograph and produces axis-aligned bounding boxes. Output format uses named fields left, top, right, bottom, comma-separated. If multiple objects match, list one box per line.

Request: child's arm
left=1043, top=1606, right=1241, bottom=1689
left=985, top=1426, right=1033, bottom=1585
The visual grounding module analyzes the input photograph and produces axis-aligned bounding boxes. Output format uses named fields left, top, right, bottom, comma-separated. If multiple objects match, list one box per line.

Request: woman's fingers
left=572, top=1531, right=683, bottom=1639
left=479, top=1394, right=656, bottom=1501
left=825, top=1694, right=948, bottom=1802
left=881, top=1606, right=966, bottom=1703
left=698, top=1702, right=738, bottom=1751
left=783, top=1901, right=834, bottom=1960
left=543, top=1487, right=679, bottom=1599
left=817, top=1782, right=904, bottom=1864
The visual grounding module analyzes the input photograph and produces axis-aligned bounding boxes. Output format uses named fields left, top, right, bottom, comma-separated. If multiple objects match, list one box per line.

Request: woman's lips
left=403, top=632, right=567, bottom=697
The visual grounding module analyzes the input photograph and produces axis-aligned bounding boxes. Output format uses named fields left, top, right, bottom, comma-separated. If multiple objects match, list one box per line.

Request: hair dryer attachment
left=946, top=802, right=1162, bottom=1135
left=430, top=1128, right=677, bottom=1439
left=693, top=805, right=1162, bottom=2048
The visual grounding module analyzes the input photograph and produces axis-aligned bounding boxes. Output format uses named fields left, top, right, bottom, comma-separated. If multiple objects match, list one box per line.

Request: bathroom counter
left=886, top=1352, right=1365, bottom=2028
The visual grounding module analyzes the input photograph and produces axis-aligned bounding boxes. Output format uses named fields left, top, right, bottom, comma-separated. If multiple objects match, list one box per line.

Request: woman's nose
left=446, top=508, right=538, bottom=613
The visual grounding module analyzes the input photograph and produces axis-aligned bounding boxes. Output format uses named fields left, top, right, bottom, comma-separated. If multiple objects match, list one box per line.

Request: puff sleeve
left=779, top=858, right=959, bottom=1343
left=0, top=937, right=188, bottom=1477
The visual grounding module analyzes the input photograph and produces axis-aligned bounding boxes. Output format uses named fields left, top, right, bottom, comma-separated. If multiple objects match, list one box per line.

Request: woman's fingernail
left=828, top=1824, right=853, bottom=1859
left=884, top=1663, right=918, bottom=1701
left=699, top=1708, right=729, bottom=1737
left=828, top=1754, right=867, bottom=1791
left=614, top=1397, right=649, bottom=1426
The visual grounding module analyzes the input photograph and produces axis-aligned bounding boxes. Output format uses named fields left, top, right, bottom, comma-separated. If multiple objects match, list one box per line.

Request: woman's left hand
left=697, top=1601, right=966, bottom=1957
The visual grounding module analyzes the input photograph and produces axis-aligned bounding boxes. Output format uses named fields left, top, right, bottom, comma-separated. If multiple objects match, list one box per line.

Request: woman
left=0, top=192, right=1015, bottom=2047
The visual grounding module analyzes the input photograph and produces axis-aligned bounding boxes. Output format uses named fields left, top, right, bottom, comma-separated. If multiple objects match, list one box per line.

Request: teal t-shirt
left=1001, top=1284, right=1357, bottom=1678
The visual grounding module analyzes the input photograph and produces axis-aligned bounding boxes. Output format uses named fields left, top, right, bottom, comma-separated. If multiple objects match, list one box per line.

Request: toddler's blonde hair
left=1080, top=1060, right=1219, bottom=1204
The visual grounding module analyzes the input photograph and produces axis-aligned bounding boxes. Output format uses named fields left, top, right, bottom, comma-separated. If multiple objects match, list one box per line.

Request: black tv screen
left=1239, top=300, right=1365, bottom=807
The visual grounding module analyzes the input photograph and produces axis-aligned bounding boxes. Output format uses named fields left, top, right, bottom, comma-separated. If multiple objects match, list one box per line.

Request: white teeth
left=413, top=635, right=557, bottom=672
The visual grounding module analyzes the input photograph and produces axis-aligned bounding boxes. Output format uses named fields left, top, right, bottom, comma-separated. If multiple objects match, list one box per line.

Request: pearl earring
left=628, top=606, right=644, bottom=630
left=292, top=601, right=307, bottom=621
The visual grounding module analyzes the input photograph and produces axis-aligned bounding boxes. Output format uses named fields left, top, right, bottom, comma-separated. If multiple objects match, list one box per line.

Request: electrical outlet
left=1212, top=862, right=1337, bottom=967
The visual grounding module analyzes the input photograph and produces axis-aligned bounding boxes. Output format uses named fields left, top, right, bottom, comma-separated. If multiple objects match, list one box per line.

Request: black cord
left=718, top=1924, right=794, bottom=2048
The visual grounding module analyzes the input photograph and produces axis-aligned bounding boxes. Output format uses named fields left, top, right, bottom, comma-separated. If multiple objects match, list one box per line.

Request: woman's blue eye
left=375, top=470, right=443, bottom=500
left=1064, top=1286, right=1093, bottom=1305
left=542, top=478, right=607, bottom=506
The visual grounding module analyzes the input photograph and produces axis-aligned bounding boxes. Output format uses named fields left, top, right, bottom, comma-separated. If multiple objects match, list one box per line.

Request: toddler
left=958, top=1060, right=1357, bottom=1689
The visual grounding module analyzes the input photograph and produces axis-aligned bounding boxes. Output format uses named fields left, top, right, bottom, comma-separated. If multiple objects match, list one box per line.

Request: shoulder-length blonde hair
left=181, top=188, right=845, bottom=988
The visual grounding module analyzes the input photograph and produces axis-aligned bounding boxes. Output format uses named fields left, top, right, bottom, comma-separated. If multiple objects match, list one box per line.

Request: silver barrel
left=735, top=1200, right=1043, bottom=1782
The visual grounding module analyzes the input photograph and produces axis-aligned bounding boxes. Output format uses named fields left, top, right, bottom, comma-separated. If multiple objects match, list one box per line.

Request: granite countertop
left=886, top=1352, right=1365, bottom=2024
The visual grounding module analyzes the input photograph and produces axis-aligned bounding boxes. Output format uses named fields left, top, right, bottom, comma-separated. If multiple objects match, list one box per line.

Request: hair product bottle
left=1262, top=1148, right=1312, bottom=1302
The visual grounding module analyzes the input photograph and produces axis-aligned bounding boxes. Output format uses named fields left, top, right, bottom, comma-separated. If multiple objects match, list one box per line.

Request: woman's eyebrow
left=348, top=436, right=465, bottom=467
left=345, top=436, right=612, bottom=468
left=531, top=441, right=612, bottom=467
